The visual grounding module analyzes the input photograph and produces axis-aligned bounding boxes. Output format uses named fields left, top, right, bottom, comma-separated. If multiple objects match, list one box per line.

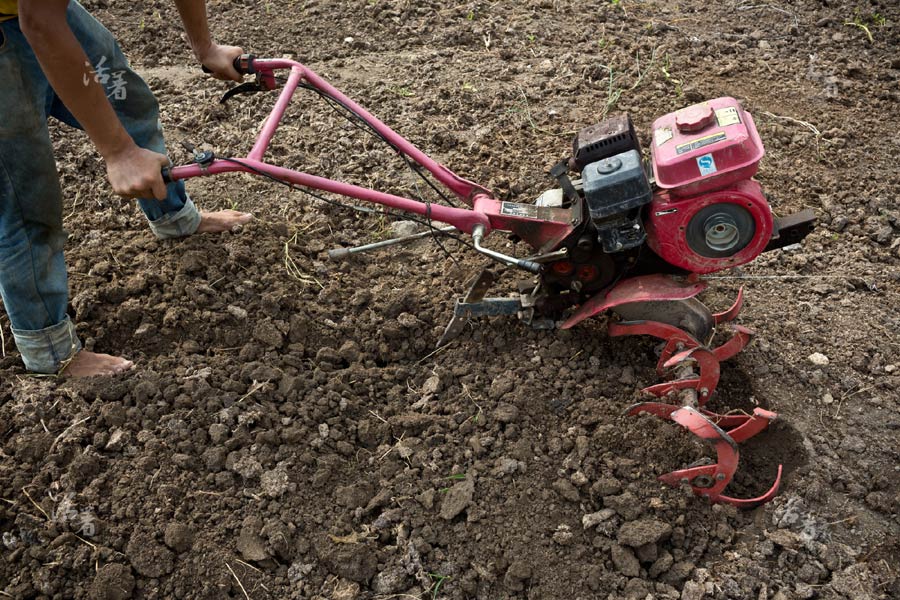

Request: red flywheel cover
left=645, top=179, right=773, bottom=274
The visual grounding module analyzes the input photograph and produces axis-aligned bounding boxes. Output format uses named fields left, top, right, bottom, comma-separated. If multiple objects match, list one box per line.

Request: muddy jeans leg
left=0, top=2, right=200, bottom=372
left=0, top=22, right=80, bottom=373
left=56, top=1, right=201, bottom=238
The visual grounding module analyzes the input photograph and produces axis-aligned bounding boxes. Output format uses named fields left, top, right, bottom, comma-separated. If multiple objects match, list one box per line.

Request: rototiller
left=163, top=55, right=815, bottom=508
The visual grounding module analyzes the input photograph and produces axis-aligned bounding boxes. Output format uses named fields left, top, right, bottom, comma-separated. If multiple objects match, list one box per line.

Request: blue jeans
left=0, top=2, right=201, bottom=373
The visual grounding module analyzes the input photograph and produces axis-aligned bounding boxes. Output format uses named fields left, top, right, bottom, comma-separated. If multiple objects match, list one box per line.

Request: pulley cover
left=645, top=179, right=773, bottom=274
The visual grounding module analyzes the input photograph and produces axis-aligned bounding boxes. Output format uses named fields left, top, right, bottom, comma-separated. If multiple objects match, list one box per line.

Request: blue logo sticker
left=697, top=153, right=717, bottom=176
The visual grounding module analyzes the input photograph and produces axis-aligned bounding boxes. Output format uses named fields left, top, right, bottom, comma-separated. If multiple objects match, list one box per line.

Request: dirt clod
left=89, top=563, right=135, bottom=600
left=125, top=531, right=174, bottom=578
left=611, top=543, right=641, bottom=577
left=163, top=522, right=194, bottom=554
left=439, top=477, right=475, bottom=520
left=618, top=518, right=673, bottom=547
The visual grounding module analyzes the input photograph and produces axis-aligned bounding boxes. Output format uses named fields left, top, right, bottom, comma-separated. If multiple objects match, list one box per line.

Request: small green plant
left=439, top=472, right=467, bottom=493
left=428, top=573, right=451, bottom=599
left=461, top=81, right=478, bottom=93
left=844, top=11, right=887, bottom=43
left=466, top=10, right=475, bottom=20
left=661, top=52, right=683, bottom=97
left=598, top=47, right=657, bottom=117
left=389, top=86, right=415, bottom=97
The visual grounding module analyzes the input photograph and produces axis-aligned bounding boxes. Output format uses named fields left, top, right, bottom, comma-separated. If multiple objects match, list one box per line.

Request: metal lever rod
left=471, top=225, right=542, bottom=274
left=328, top=226, right=457, bottom=260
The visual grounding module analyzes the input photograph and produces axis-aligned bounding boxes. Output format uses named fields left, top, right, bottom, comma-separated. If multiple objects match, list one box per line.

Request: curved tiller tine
left=657, top=339, right=682, bottom=377
left=661, top=407, right=782, bottom=508
left=712, top=324, right=754, bottom=362
left=723, top=407, right=777, bottom=443
left=607, top=320, right=701, bottom=376
left=716, top=465, right=783, bottom=509
left=625, top=401, right=680, bottom=420
left=713, top=287, right=744, bottom=325
left=608, top=320, right=702, bottom=347
left=659, top=407, right=739, bottom=500
left=641, top=347, right=721, bottom=406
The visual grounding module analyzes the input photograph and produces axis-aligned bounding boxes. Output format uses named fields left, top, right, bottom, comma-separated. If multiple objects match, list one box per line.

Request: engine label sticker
left=715, top=106, right=741, bottom=127
left=675, top=131, right=727, bottom=155
left=500, top=202, right=569, bottom=222
left=697, top=153, right=718, bottom=176
left=654, top=127, right=673, bottom=146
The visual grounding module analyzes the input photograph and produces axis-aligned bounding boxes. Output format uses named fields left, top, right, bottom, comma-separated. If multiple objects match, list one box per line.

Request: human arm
left=173, top=0, right=243, bottom=81
left=19, top=0, right=169, bottom=200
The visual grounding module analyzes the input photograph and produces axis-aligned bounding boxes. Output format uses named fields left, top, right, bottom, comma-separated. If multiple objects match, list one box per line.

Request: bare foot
left=196, top=209, right=254, bottom=234
left=62, top=351, right=134, bottom=377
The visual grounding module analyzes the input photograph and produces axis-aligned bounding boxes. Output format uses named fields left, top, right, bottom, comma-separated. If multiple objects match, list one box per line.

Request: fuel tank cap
left=675, top=103, right=715, bottom=133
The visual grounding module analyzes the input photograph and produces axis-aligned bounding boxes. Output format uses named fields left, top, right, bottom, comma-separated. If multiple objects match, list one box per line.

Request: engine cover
left=645, top=179, right=773, bottom=274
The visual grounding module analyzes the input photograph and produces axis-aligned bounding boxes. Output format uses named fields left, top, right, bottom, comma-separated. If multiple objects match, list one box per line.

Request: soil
left=1, top=0, right=899, bottom=599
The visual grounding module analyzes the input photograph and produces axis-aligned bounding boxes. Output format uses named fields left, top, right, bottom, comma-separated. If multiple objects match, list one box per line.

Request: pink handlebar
left=165, top=57, right=494, bottom=234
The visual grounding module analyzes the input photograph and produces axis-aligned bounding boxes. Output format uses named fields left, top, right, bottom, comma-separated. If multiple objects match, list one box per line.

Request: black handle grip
left=201, top=54, right=255, bottom=75
left=161, top=166, right=172, bottom=185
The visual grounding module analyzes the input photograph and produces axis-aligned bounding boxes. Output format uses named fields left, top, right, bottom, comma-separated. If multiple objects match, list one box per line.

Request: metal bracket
left=437, top=269, right=551, bottom=346
left=438, top=269, right=495, bottom=347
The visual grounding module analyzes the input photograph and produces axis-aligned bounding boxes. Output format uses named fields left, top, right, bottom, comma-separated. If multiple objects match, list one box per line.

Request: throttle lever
left=218, top=81, right=267, bottom=103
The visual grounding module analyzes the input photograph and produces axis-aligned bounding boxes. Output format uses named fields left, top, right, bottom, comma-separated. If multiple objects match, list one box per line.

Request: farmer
left=0, top=1, right=252, bottom=376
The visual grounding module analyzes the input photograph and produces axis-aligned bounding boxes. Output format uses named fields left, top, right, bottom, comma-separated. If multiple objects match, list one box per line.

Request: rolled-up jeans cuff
left=147, top=196, right=201, bottom=239
left=11, top=315, right=83, bottom=374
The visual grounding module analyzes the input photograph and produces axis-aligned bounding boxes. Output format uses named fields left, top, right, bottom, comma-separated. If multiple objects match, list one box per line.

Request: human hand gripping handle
left=108, top=145, right=171, bottom=200
left=201, top=53, right=256, bottom=77
left=200, top=47, right=249, bottom=80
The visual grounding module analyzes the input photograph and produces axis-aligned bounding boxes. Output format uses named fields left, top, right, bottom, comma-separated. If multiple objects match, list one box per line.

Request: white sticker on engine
left=697, top=153, right=717, bottom=176
left=715, top=106, right=741, bottom=127
left=654, top=127, right=673, bottom=146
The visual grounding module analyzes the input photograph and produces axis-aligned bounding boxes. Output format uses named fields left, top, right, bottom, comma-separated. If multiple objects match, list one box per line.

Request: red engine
left=645, top=98, right=772, bottom=274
